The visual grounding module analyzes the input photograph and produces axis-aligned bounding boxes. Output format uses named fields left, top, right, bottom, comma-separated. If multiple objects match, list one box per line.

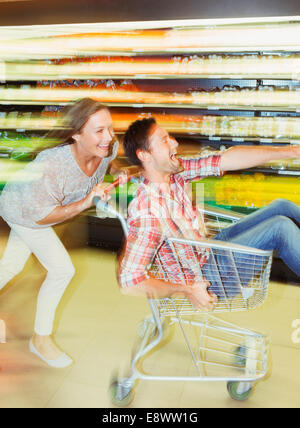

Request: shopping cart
left=94, top=180, right=272, bottom=405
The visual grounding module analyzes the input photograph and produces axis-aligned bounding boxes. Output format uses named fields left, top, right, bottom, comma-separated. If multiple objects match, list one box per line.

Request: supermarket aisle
left=0, top=224, right=299, bottom=408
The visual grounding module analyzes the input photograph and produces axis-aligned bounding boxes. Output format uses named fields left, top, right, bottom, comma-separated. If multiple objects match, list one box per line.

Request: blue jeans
left=203, top=199, right=300, bottom=298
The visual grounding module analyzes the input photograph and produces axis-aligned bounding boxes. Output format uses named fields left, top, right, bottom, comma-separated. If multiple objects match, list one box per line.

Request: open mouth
left=170, top=152, right=178, bottom=163
left=98, top=144, right=110, bottom=150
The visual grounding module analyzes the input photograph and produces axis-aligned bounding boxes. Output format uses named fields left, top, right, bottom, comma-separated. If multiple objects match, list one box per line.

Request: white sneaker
left=29, top=339, right=73, bottom=368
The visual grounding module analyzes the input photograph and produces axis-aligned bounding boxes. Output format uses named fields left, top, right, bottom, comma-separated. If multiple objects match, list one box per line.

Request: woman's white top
left=0, top=141, right=118, bottom=229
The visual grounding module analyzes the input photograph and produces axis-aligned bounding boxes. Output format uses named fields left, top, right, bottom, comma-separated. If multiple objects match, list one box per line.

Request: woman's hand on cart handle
left=84, top=182, right=112, bottom=209
left=103, top=170, right=141, bottom=194
left=187, top=281, right=218, bottom=311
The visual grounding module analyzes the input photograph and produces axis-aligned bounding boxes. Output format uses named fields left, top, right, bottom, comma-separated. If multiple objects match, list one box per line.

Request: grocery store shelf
left=1, top=100, right=300, bottom=112
left=245, top=167, right=300, bottom=176
left=4, top=73, right=300, bottom=82
left=0, top=11, right=300, bottom=259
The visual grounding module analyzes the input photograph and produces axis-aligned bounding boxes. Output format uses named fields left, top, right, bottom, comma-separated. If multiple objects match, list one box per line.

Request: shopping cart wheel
left=109, top=381, right=134, bottom=407
left=227, top=381, right=252, bottom=401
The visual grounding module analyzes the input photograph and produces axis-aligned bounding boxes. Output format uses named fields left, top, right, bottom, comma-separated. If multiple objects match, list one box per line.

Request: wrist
left=64, top=206, right=71, bottom=219
left=181, top=285, right=191, bottom=298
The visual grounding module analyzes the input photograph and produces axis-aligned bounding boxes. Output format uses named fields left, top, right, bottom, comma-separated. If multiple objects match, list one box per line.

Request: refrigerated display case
left=0, top=16, right=300, bottom=282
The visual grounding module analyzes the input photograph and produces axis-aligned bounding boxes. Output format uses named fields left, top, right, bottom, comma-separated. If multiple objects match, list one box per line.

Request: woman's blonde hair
left=47, top=98, right=108, bottom=145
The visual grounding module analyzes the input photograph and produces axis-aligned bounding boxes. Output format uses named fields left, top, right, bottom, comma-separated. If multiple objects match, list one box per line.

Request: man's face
left=146, top=124, right=182, bottom=175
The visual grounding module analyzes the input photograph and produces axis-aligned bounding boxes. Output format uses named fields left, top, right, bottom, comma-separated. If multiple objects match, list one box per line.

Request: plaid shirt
left=118, top=154, right=223, bottom=288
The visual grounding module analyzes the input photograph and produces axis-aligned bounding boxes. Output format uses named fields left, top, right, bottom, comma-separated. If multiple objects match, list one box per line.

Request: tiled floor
left=0, top=223, right=299, bottom=408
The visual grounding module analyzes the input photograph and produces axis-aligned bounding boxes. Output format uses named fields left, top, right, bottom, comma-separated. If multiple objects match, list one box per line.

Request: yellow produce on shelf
left=202, top=173, right=300, bottom=208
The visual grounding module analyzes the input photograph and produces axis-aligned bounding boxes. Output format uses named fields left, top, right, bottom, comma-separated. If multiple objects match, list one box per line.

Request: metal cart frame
left=95, top=197, right=272, bottom=405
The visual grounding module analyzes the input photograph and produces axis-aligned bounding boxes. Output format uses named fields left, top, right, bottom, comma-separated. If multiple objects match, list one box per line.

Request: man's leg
left=217, top=198, right=300, bottom=242
left=222, top=215, right=300, bottom=277
left=203, top=199, right=300, bottom=299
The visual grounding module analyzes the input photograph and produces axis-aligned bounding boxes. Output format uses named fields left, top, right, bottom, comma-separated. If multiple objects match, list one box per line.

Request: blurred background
left=0, top=0, right=299, bottom=410
left=0, top=0, right=300, bottom=282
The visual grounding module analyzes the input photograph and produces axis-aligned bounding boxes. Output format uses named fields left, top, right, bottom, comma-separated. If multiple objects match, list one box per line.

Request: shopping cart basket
left=94, top=182, right=272, bottom=405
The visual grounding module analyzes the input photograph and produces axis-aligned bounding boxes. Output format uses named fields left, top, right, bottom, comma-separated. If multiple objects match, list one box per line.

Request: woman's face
left=72, top=108, right=115, bottom=158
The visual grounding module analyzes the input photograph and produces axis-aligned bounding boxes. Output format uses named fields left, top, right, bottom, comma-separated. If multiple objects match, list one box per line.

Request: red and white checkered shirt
left=118, top=154, right=223, bottom=288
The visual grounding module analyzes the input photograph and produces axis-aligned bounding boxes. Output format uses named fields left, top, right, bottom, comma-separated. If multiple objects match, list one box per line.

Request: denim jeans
left=203, top=198, right=300, bottom=298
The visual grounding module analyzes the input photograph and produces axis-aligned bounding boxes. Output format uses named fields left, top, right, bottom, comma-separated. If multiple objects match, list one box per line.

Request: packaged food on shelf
left=4, top=53, right=300, bottom=80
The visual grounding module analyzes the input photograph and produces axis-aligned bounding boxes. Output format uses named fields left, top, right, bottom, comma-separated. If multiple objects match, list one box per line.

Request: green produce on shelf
left=0, top=158, right=35, bottom=188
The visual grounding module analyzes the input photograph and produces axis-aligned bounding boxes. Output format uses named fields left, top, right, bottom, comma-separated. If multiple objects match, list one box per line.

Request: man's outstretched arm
left=220, top=144, right=300, bottom=172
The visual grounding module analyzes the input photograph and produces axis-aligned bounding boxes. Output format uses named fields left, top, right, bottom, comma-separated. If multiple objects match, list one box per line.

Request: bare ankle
left=32, top=333, right=51, bottom=345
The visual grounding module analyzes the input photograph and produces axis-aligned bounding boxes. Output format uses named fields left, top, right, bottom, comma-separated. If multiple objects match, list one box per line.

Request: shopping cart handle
left=93, top=196, right=129, bottom=238
left=93, top=171, right=140, bottom=215
left=93, top=196, right=116, bottom=215
left=103, top=172, right=140, bottom=194
left=94, top=172, right=140, bottom=237
left=94, top=172, right=140, bottom=215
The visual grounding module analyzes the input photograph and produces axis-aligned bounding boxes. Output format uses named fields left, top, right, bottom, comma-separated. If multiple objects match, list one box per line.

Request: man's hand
left=186, top=280, right=218, bottom=311
left=118, top=277, right=218, bottom=311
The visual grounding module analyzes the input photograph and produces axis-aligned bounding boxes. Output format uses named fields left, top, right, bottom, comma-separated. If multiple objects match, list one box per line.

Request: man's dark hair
left=123, top=117, right=156, bottom=166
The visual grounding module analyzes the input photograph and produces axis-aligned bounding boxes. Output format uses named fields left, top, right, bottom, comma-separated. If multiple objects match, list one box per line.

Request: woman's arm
left=36, top=182, right=110, bottom=225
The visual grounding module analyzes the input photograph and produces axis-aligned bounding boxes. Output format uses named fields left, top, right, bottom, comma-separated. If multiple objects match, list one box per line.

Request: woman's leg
left=7, top=222, right=75, bottom=359
left=0, top=228, right=32, bottom=291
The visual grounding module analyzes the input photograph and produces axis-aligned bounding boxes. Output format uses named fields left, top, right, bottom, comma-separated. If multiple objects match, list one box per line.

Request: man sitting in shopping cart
left=118, top=117, right=300, bottom=310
